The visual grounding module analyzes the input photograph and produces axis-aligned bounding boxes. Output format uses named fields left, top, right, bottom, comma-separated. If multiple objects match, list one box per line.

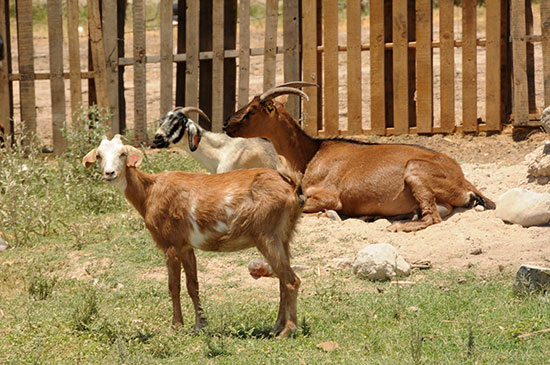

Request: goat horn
left=259, top=87, right=310, bottom=103
left=174, top=106, right=211, bottom=123
left=271, top=81, right=319, bottom=89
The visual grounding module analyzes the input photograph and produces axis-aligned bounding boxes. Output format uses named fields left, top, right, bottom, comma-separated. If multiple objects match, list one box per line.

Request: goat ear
left=124, top=146, right=143, bottom=167
left=187, top=123, right=201, bottom=152
left=82, top=148, right=98, bottom=168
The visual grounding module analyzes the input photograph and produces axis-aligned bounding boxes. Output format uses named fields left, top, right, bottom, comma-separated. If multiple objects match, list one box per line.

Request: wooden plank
left=462, top=0, right=477, bottom=132
left=301, top=0, right=318, bottom=135
left=415, top=0, right=432, bottom=133
left=132, top=0, right=147, bottom=143
left=511, top=0, right=529, bottom=125
left=283, top=0, right=301, bottom=120
left=160, top=0, right=173, bottom=117
left=175, top=0, right=186, bottom=107
left=88, top=0, right=110, bottom=115
left=526, top=0, right=536, bottom=113
left=103, top=0, right=120, bottom=134
left=316, top=0, right=323, bottom=131
left=212, top=2, right=224, bottom=132
left=238, top=0, right=250, bottom=108
left=346, top=0, right=362, bottom=134
left=323, top=0, right=339, bottom=135
left=185, top=0, right=199, bottom=119
left=542, top=0, right=550, bottom=106
left=439, top=0, right=454, bottom=133
left=369, top=0, right=386, bottom=135
left=117, top=0, right=126, bottom=132
left=16, top=0, right=36, bottom=137
left=47, top=0, right=66, bottom=154
left=485, top=0, right=502, bottom=131
left=263, top=0, right=278, bottom=91
left=0, top=0, right=11, bottom=137
left=392, top=0, right=409, bottom=134
left=407, top=0, right=416, bottom=128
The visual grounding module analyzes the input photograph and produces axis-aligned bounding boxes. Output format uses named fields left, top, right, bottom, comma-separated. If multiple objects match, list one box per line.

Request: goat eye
left=120, top=152, right=127, bottom=157
left=96, top=154, right=102, bottom=160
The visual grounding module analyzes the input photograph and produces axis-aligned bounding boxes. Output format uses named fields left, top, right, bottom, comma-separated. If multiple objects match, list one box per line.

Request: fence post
left=393, top=0, right=409, bottom=134
left=283, top=0, right=301, bottom=121
left=462, top=0, right=477, bottom=132
left=0, top=0, right=11, bottom=139
left=238, top=0, right=251, bottom=108
left=160, top=0, right=173, bottom=118
left=439, top=0, right=455, bottom=133
left=264, top=0, right=278, bottom=91
left=346, top=0, right=362, bottom=135
left=323, top=0, right=339, bottom=135
left=486, top=0, right=503, bottom=132
left=511, top=0, right=529, bottom=125
left=103, top=0, right=121, bottom=135
left=415, top=0, right=433, bottom=134
left=302, top=0, right=318, bottom=136
left=132, top=0, right=147, bottom=144
left=212, top=1, right=224, bottom=132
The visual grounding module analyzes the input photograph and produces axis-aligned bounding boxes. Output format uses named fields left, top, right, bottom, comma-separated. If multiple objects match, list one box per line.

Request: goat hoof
left=276, top=324, right=297, bottom=338
left=325, top=210, right=342, bottom=223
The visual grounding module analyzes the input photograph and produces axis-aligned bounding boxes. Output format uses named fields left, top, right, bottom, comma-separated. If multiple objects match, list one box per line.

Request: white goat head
left=152, top=107, right=210, bottom=151
left=82, top=135, right=143, bottom=185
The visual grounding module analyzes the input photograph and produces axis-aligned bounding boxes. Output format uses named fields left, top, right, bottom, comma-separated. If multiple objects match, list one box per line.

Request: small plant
left=466, top=324, right=475, bottom=358
left=27, top=272, right=57, bottom=301
left=72, top=288, right=99, bottom=331
left=409, top=318, right=423, bottom=365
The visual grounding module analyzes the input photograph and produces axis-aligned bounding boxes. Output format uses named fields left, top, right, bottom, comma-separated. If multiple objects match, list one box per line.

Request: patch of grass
left=27, top=271, right=58, bottom=301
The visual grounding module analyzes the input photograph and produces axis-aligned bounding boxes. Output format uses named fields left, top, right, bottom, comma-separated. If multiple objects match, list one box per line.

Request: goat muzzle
left=151, top=134, right=169, bottom=149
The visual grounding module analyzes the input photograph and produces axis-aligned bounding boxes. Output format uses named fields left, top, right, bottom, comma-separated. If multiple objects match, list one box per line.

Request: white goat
left=82, top=135, right=304, bottom=337
left=152, top=107, right=279, bottom=173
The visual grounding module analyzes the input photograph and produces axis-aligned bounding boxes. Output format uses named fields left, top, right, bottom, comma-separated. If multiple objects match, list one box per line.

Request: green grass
left=1, top=108, right=549, bottom=363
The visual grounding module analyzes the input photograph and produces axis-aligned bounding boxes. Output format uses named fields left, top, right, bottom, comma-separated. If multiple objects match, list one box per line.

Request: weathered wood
left=263, top=0, right=278, bottom=91
left=0, top=0, right=11, bottom=137
left=16, top=0, right=36, bottom=137
left=102, top=0, right=120, bottom=134
left=439, top=0, right=454, bottom=133
left=486, top=0, right=502, bottom=131
left=47, top=0, right=66, bottom=153
left=185, top=0, right=199, bottom=121
left=542, top=0, right=550, bottom=106
left=212, top=2, right=224, bottom=132
left=159, top=0, right=173, bottom=118
left=283, top=0, right=301, bottom=120
left=199, top=0, right=212, bottom=130
left=462, top=0, right=477, bottom=132
left=511, top=0, right=529, bottom=126
left=88, top=0, right=110, bottom=114
left=316, top=0, right=323, bottom=131
left=369, top=0, right=386, bottom=135
left=392, top=0, right=409, bottom=134
left=526, top=0, right=536, bottom=113
left=346, top=0, right=362, bottom=134
left=117, top=0, right=126, bottom=132
left=302, top=0, right=318, bottom=135
left=175, top=0, right=186, bottom=107
left=407, top=0, right=416, bottom=128
left=323, top=0, right=339, bottom=135
left=132, top=0, right=147, bottom=143
left=415, top=0, right=432, bottom=134
left=238, top=0, right=250, bottom=108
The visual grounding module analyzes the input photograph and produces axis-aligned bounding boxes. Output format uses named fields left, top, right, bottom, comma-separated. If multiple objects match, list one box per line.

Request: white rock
left=496, top=188, right=550, bottom=227
left=525, top=140, right=550, bottom=178
left=352, top=243, right=411, bottom=281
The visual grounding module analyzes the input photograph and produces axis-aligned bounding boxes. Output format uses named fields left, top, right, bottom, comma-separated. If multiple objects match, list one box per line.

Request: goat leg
left=165, top=247, right=184, bottom=327
left=180, top=248, right=207, bottom=333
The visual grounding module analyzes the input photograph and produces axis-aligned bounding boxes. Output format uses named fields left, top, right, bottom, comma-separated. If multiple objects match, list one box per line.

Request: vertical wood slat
left=175, top=0, right=187, bottom=107
left=263, top=0, right=278, bottom=91
left=102, top=0, right=120, bottom=134
left=132, top=0, right=147, bottom=143
left=159, top=0, right=173, bottom=118
left=301, top=0, right=318, bottom=135
left=415, top=0, right=432, bottom=134
left=392, top=0, right=409, bottom=134
left=369, top=0, right=386, bottom=135
left=16, top=0, right=37, bottom=137
left=346, top=0, right=361, bottom=134
left=67, top=0, right=82, bottom=123
left=117, top=0, right=127, bottom=131
left=88, top=0, right=110, bottom=115
left=511, top=0, right=529, bottom=125
left=407, top=0, right=416, bottom=128
left=212, top=3, right=224, bottom=132
left=198, top=1, right=212, bottom=130
left=283, top=0, right=301, bottom=120
left=462, top=0, right=477, bottom=132
left=238, top=0, right=250, bottom=108
left=0, top=0, right=11, bottom=137
left=541, top=1, right=550, bottom=107
left=439, top=0, right=454, bottom=133
left=185, top=0, right=199, bottom=120
left=485, top=0, right=502, bottom=131
left=47, top=0, right=66, bottom=154
left=323, top=0, right=339, bottom=135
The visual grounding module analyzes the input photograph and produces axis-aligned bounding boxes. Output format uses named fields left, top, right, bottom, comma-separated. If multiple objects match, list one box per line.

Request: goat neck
left=123, top=165, right=155, bottom=217
left=181, top=122, right=224, bottom=173
left=268, top=103, right=320, bottom=173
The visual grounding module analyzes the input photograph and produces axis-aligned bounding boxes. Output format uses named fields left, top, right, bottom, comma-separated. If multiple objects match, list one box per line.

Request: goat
left=224, top=83, right=496, bottom=232
left=152, top=107, right=280, bottom=173
left=82, top=135, right=304, bottom=337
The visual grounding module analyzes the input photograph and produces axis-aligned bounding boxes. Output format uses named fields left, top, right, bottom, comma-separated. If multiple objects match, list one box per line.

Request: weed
left=409, top=318, right=423, bottom=364
left=27, top=272, right=57, bottom=301
left=72, top=288, right=99, bottom=331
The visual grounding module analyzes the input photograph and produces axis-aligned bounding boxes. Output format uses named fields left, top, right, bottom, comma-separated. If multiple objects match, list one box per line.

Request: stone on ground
left=513, top=264, right=550, bottom=295
left=352, top=243, right=410, bottom=281
left=495, top=188, right=550, bottom=227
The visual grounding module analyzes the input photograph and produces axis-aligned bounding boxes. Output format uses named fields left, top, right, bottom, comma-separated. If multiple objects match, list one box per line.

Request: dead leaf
left=317, top=341, right=340, bottom=352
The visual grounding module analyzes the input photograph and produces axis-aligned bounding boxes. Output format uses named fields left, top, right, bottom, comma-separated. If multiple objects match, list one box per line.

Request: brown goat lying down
left=224, top=82, right=496, bottom=232
left=83, top=135, right=304, bottom=337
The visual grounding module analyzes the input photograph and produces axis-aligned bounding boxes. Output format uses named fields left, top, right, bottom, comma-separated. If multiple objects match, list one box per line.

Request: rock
left=0, top=236, right=8, bottom=252
left=352, top=244, right=410, bottom=281
left=541, top=106, right=550, bottom=133
left=525, top=140, right=550, bottom=178
left=496, top=188, right=550, bottom=227
left=513, top=264, right=550, bottom=295
left=470, top=248, right=483, bottom=255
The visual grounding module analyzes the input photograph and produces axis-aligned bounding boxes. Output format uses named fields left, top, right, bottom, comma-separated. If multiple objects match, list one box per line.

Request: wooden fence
left=0, top=0, right=547, bottom=154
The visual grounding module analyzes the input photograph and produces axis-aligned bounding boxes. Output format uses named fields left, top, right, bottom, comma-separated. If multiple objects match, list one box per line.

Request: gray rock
left=513, top=264, right=550, bottom=295
left=495, top=188, right=550, bottom=227
left=352, top=243, right=410, bottom=281
left=525, top=140, right=550, bottom=178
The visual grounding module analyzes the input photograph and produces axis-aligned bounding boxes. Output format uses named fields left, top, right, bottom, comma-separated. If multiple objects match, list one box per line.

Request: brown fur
left=84, top=141, right=304, bottom=337
left=224, top=98, right=496, bottom=232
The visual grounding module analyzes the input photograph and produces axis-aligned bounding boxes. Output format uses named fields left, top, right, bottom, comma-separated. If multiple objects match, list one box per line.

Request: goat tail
left=276, top=155, right=306, bottom=207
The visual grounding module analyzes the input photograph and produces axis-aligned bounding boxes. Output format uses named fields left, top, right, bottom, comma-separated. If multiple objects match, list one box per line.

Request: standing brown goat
left=83, top=135, right=304, bottom=337
left=224, top=83, right=496, bottom=232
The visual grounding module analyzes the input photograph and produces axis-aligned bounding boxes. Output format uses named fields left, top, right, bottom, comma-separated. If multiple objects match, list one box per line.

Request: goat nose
left=105, top=170, right=115, bottom=177
left=223, top=118, right=229, bottom=127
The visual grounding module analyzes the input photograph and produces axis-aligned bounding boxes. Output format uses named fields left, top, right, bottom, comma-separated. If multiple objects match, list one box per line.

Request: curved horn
left=259, top=87, right=310, bottom=103
left=173, top=106, right=211, bottom=123
left=270, top=81, right=319, bottom=89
